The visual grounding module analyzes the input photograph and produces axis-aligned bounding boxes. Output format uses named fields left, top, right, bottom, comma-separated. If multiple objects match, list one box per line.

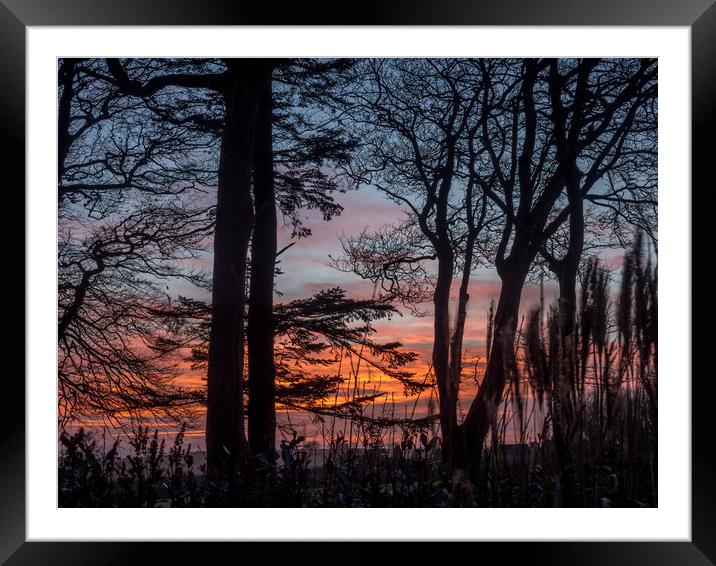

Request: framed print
left=5, top=0, right=714, bottom=563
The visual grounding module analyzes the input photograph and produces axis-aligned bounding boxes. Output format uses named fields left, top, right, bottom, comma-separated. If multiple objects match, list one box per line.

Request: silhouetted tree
left=59, top=57, right=657, bottom=489
left=57, top=59, right=214, bottom=428
left=99, top=58, right=356, bottom=468
left=332, top=58, right=657, bottom=475
left=159, top=288, right=424, bottom=414
left=244, top=59, right=357, bottom=459
left=331, top=59, right=500, bottom=463
left=457, top=58, right=657, bottom=476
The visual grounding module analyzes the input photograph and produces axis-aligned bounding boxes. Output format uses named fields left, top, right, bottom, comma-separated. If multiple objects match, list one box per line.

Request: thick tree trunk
left=547, top=56, right=588, bottom=349
left=247, top=68, right=277, bottom=458
left=551, top=195, right=584, bottom=475
left=557, top=262, right=578, bottom=342
left=430, top=161, right=459, bottom=464
left=455, top=252, right=532, bottom=478
left=205, top=61, right=265, bottom=473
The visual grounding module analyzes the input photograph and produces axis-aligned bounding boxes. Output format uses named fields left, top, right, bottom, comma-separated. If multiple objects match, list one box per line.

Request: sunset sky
left=61, top=162, right=634, bottom=453
left=121, top=181, right=624, bottom=449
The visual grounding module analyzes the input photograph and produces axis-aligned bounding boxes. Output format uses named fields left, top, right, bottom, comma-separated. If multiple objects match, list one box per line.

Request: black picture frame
left=5, top=1, right=713, bottom=564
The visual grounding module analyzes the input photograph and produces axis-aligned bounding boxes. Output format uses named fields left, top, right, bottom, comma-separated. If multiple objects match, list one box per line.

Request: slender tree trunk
left=431, top=163, right=459, bottom=464
left=205, top=61, right=264, bottom=473
left=247, top=66, right=277, bottom=458
left=433, top=247, right=456, bottom=463
left=445, top=228, right=476, bottom=465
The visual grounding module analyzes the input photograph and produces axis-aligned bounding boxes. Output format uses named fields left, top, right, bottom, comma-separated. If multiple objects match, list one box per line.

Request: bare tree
left=332, top=58, right=657, bottom=475
left=162, top=288, right=425, bottom=416
left=58, top=201, right=211, bottom=426
left=58, top=59, right=215, bottom=428
left=330, top=59, right=499, bottom=463
left=59, top=59, right=217, bottom=206
left=456, top=58, right=657, bottom=476
left=544, top=58, right=657, bottom=339
left=93, top=58, right=356, bottom=469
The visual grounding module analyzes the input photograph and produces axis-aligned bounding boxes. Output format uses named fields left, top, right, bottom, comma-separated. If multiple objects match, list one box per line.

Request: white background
left=27, top=26, right=691, bottom=541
